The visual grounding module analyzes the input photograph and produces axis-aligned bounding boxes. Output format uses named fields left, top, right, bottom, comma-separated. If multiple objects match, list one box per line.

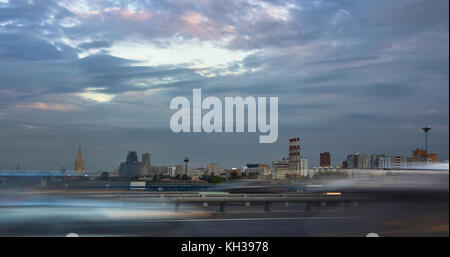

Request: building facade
left=119, top=151, right=142, bottom=177
left=391, top=156, right=406, bottom=169
left=242, top=164, right=272, bottom=176
left=370, top=154, right=385, bottom=169
left=272, top=158, right=290, bottom=179
left=168, top=166, right=177, bottom=177
left=207, top=163, right=220, bottom=175
left=407, top=148, right=438, bottom=164
left=378, top=156, right=392, bottom=169
left=272, top=157, right=308, bottom=179
left=369, top=154, right=406, bottom=169
left=320, top=152, right=331, bottom=167
left=173, top=164, right=186, bottom=176
left=300, top=158, right=309, bottom=177
left=289, top=137, right=301, bottom=171
left=141, top=152, right=151, bottom=176
left=347, top=153, right=369, bottom=169
left=188, top=167, right=207, bottom=177
left=342, top=160, right=348, bottom=169
left=150, top=165, right=169, bottom=176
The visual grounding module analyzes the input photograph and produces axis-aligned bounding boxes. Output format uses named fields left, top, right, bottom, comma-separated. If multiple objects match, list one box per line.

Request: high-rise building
left=289, top=137, right=301, bottom=171
left=320, top=152, right=331, bottom=167
left=127, top=151, right=138, bottom=163
left=74, top=146, right=85, bottom=172
left=391, top=156, right=406, bottom=169
left=141, top=152, right=151, bottom=176
left=378, top=156, right=392, bottom=169
left=370, top=154, right=385, bottom=169
left=119, top=151, right=142, bottom=177
left=168, top=166, right=177, bottom=177
left=347, top=153, right=369, bottom=169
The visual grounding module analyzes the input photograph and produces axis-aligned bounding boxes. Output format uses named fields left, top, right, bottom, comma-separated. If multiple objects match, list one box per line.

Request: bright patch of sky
left=77, top=88, right=115, bottom=103
left=108, top=37, right=255, bottom=70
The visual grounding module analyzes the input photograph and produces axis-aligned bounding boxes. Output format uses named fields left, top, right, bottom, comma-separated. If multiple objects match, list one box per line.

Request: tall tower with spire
left=74, top=146, right=85, bottom=172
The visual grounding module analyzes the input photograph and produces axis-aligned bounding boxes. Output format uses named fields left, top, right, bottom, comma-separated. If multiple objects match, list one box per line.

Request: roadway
left=0, top=191, right=447, bottom=237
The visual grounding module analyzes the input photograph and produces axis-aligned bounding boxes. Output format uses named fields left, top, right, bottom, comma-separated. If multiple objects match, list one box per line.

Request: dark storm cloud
left=0, top=53, right=200, bottom=98
left=0, top=0, right=448, bottom=169
left=0, top=0, right=70, bottom=26
left=0, top=32, right=78, bottom=60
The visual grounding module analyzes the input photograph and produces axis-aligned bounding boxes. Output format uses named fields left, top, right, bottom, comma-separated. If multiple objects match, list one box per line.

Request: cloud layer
left=0, top=0, right=448, bottom=170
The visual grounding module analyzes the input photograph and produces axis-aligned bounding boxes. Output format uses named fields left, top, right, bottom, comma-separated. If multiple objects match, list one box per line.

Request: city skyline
left=0, top=0, right=448, bottom=171
left=1, top=128, right=444, bottom=172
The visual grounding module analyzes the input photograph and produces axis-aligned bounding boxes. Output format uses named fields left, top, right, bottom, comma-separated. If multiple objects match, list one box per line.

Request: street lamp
left=422, top=126, right=431, bottom=153
left=422, top=126, right=431, bottom=161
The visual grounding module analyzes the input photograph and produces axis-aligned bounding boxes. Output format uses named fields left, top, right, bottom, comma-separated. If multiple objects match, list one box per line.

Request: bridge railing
left=114, top=194, right=375, bottom=212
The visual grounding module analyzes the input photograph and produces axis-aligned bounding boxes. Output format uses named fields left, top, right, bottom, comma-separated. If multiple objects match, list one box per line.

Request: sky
left=0, top=0, right=448, bottom=171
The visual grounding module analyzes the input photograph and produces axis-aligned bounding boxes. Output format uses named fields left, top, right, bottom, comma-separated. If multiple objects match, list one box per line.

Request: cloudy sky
left=0, top=0, right=448, bottom=171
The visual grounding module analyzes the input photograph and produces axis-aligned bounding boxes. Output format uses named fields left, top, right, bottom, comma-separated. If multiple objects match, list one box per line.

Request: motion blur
left=0, top=164, right=447, bottom=237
